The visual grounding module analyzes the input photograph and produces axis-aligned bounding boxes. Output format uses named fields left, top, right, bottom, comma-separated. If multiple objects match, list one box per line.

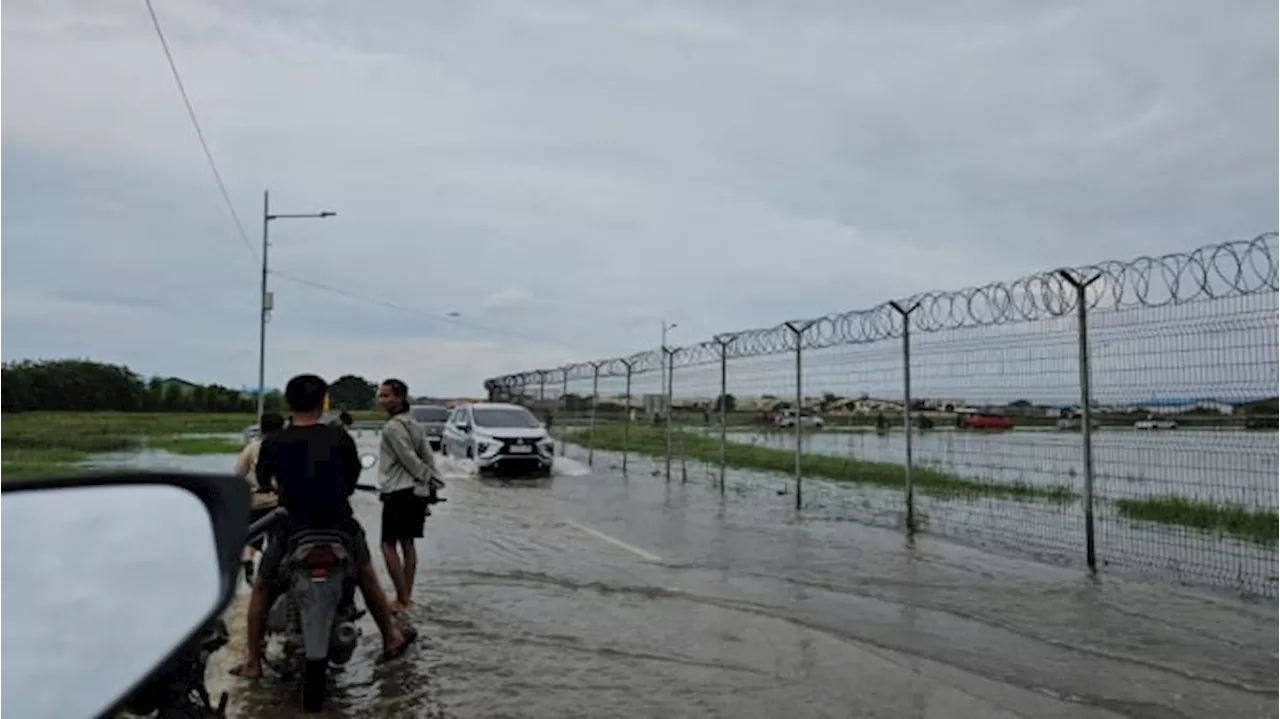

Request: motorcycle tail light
left=303, top=547, right=338, bottom=568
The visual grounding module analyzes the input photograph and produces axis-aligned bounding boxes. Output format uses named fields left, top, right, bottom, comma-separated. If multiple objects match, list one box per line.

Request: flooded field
left=618, top=428, right=1277, bottom=597
left=76, top=434, right=1276, bottom=718
left=730, top=429, right=1278, bottom=507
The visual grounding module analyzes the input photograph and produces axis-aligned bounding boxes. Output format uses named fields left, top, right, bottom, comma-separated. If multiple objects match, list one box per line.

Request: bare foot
left=376, top=626, right=418, bottom=665
left=390, top=599, right=412, bottom=614
left=229, top=661, right=263, bottom=679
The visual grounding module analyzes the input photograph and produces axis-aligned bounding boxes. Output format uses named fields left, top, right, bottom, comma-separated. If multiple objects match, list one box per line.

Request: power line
left=269, top=270, right=584, bottom=350
left=142, top=1, right=585, bottom=354
left=142, top=0, right=256, bottom=264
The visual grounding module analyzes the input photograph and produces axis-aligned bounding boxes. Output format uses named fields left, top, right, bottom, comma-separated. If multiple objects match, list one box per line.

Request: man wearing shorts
left=231, top=374, right=415, bottom=678
left=376, top=378, right=442, bottom=613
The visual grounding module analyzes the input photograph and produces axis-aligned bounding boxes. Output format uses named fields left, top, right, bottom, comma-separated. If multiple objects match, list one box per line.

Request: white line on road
left=564, top=520, right=662, bottom=562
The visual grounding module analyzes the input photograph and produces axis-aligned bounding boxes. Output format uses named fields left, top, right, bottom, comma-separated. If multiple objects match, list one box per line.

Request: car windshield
left=411, top=407, right=449, bottom=423
left=472, top=407, right=540, bottom=428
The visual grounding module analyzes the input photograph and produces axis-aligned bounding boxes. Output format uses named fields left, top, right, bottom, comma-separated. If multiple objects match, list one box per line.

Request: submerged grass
left=146, top=437, right=244, bottom=455
left=570, top=425, right=1076, bottom=503
left=2, top=410, right=385, bottom=441
left=1115, top=496, right=1278, bottom=546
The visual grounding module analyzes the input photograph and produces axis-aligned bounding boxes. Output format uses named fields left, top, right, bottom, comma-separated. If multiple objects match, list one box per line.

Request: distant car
left=1134, top=416, right=1177, bottom=430
left=441, top=402, right=554, bottom=476
left=1056, top=411, right=1082, bottom=431
left=409, top=404, right=450, bottom=451
left=776, top=409, right=824, bottom=429
left=959, top=412, right=1014, bottom=430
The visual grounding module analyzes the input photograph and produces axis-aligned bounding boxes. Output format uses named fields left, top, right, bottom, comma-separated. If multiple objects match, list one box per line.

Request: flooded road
left=96, top=438, right=1276, bottom=718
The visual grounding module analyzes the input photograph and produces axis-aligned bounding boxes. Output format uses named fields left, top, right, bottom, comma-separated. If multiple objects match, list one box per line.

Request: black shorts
left=257, top=519, right=372, bottom=593
left=380, top=489, right=427, bottom=543
left=246, top=506, right=277, bottom=551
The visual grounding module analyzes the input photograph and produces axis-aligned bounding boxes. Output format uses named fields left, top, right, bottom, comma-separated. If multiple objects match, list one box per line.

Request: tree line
left=1, top=359, right=382, bottom=414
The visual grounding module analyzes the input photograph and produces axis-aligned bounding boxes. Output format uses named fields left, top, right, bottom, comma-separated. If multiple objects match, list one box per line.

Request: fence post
left=588, top=362, right=601, bottom=467
left=621, top=360, right=633, bottom=474
left=784, top=321, right=814, bottom=511
left=560, top=367, right=571, bottom=457
left=538, top=371, right=547, bottom=404
left=714, top=334, right=734, bottom=494
left=1058, top=269, right=1102, bottom=573
left=664, top=347, right=677, bottom=482
left=889, top=300, right=921, bottom=534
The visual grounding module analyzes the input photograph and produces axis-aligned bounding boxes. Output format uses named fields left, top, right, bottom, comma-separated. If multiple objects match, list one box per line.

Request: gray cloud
left=3, top=0, right=1275, bottom=395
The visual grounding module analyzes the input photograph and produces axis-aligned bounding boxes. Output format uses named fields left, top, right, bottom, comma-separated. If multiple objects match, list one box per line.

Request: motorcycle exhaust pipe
left=328, top=621, right=359, bottom=665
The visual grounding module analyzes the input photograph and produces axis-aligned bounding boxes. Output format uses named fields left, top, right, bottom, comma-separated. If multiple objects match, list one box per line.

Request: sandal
left=376, top=625, right=418, bottom=665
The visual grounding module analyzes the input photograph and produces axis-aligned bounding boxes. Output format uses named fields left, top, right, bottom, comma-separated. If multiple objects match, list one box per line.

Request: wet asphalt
left=105, top=438, right=1277, bottom=719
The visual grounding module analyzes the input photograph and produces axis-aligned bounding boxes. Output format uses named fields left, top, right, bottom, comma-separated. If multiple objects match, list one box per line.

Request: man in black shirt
left=232, top=374, right=415, bottom=679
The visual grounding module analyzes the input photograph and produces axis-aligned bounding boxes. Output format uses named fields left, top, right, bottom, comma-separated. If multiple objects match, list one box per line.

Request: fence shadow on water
left=493, top=234, right=1280, bottom=598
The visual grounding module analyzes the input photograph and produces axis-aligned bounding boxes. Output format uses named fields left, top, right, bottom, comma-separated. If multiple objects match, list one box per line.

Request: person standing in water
left=376, top=379, right=442, bottom=614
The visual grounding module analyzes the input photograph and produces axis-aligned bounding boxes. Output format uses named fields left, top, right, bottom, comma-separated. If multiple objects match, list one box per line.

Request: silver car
left=441, top=403, right=554, bottom=476
left=409, top=405, right=450, bottom=451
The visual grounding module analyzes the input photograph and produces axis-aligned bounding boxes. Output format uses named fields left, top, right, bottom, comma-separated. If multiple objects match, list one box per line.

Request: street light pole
left=256, top=189, right=336, bottom=420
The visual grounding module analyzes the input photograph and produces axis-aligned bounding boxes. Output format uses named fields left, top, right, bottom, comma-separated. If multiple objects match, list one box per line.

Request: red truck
left=958, top=411, right=1014, bottom=430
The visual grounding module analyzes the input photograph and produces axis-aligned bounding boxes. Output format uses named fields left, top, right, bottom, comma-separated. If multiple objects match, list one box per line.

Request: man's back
left=257, top=423, right=361, bottom=530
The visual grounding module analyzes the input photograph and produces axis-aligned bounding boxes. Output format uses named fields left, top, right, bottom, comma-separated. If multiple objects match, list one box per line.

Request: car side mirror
left=1, top=472, right=247, bottom=719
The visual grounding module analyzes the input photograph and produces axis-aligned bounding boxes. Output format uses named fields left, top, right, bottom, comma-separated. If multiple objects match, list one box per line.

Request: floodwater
left=675, top=429, right=1280, bottom=596
left=728, top=429, right=1279, bottom=507
left=90, top=436, right=1276, bottom=718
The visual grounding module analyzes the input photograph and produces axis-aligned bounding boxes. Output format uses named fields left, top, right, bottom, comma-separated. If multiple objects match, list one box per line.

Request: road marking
left=564, top=520, right=662, bottom=562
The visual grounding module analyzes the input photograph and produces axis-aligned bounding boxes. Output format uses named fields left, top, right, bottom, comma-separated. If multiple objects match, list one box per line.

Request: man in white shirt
left=375, top=379, right=443, bottom=613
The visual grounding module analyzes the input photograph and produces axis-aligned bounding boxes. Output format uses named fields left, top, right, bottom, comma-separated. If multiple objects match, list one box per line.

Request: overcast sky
left=3, top=0, right=1276, bottom=396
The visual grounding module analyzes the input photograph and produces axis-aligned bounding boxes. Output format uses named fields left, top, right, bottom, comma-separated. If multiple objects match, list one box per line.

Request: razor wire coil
left=485, top=233, right=1278, bottom=392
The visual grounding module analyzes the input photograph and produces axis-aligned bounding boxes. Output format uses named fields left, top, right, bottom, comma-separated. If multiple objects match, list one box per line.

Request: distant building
left=1136, top=398, right=1237, bottom=415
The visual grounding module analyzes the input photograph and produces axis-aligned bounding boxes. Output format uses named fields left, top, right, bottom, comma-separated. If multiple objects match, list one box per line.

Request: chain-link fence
left=486, top=234, right=1279, bottom=597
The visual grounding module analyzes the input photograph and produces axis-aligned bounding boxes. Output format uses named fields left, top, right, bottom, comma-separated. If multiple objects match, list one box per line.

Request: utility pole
left=256, top=189, right=336, bottom=420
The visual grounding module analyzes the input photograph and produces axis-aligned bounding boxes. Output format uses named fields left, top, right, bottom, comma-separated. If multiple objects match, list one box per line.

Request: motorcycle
left=261, top=524, right=365, bottom=712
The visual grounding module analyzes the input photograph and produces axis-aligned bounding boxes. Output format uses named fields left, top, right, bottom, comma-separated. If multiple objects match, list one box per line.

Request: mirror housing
left=1, top=472, right=248, bottom=719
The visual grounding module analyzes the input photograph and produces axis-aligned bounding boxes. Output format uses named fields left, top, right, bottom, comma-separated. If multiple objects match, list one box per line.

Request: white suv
left=776, top=409, right=824, bottom=429
left=441, top=403, right=554, bottom=476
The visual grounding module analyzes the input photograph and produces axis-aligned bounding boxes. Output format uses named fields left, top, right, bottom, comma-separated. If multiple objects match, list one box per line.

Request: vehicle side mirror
left=1, top=472, right=247, bottom=719
left=460, top=423, right=472, bottom=433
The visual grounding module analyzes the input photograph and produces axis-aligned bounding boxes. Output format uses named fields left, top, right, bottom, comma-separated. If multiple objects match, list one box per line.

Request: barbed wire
left=486, top=233, right=1279, bottom=393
